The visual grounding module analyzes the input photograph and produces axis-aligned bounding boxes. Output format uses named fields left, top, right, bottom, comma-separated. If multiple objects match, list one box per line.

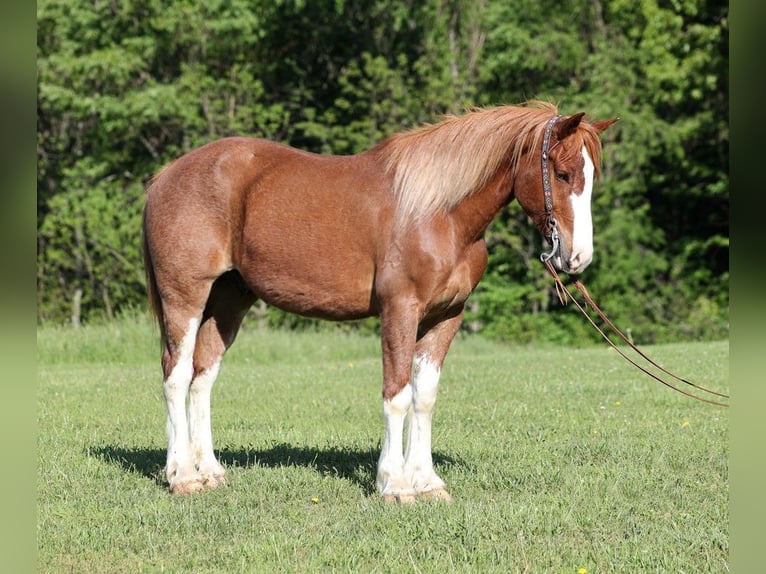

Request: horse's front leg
left=376, top=300, right=419, bottom=504
left=404, top=312, right=463, bottom=501
left=403, top=356, right=449, bottom=500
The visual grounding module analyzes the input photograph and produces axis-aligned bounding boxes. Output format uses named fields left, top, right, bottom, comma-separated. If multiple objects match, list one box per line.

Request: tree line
left=37, top=0, right=728, bottom=344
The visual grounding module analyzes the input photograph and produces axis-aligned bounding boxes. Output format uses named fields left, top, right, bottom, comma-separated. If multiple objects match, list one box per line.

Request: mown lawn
left=37, top=319, right=728, bottom=573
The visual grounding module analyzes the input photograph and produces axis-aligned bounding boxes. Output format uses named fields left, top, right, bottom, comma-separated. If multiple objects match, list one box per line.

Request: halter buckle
left=540, top=219, right=560, bottom=263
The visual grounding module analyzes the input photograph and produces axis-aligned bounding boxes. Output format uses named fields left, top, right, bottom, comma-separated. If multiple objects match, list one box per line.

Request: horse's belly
left=240, top=259, right=377, bottom=320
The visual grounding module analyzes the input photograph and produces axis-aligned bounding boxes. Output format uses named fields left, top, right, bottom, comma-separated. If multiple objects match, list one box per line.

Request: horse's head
left=515, top=113, right=618, bottom=274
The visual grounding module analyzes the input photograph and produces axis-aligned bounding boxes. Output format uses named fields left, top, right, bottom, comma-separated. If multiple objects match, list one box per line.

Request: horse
left=142, top=101, right=617, bottom=502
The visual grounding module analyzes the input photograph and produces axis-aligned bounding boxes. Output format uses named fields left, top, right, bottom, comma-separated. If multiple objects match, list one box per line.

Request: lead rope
left=542, top=259, right=729, bottom=408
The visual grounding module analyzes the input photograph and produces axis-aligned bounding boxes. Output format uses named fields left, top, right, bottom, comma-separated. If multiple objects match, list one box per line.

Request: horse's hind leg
left=161, top=304, right=207, bottom=495
left=188, top=272, right=256, bottom=490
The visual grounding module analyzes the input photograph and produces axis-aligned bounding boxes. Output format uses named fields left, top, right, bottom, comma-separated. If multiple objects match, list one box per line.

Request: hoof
left=383, top=493, right=418, bottom=505
left=419, top=488, right=452, bottom=502
left=202, top=474, right=227, bottom=490
left=169, top=480, right=205, bottom=495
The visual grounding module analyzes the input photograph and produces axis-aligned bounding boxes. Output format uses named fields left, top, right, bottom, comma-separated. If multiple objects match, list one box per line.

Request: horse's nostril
left=569, top=253, right=581, bottom=268
left=567, top=251, right=592, bottom=273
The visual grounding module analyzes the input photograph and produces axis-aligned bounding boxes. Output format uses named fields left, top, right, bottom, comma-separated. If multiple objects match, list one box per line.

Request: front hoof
left=383, top=493, right=417, bottom=505
left=419, top=487, right=452, bottom=502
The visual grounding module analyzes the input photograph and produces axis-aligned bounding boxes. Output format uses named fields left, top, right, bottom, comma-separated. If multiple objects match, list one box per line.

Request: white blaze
left=568, top=146, right=595, bottom=272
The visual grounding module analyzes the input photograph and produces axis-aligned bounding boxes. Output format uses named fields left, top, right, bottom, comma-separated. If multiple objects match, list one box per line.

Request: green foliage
left=37, top=158, right=146, bottom=323
left=37, top=0, right=728, bottom=344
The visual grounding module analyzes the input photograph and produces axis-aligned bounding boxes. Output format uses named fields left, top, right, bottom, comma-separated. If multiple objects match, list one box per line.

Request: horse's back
left=233, top=140, right=391, bottom=318
left=146, top=136, right=388, bottom=226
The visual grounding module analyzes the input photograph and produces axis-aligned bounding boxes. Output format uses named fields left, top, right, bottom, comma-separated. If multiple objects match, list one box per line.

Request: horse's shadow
left=91, top=443, right=458, bottom=496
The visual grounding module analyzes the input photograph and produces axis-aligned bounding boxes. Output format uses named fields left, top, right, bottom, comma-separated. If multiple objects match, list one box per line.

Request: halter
left=539, top=114, right=562, bottom=263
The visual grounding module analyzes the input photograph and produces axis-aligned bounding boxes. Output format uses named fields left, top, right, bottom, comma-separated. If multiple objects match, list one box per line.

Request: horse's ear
left=591, top=117, right=620, bottom=134
left=554, top=112, right=586, bottom=140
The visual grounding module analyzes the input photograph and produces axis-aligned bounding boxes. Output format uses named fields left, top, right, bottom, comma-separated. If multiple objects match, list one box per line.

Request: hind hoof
left=169, top=479, right=205, bottom=495
left=383, top=493, right=417, bottom=505
left=202, top=474, right=227, bottom=490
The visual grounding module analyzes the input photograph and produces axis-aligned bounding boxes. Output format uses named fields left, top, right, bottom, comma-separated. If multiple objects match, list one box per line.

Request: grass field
left=37, top=318, right=728, bottom=573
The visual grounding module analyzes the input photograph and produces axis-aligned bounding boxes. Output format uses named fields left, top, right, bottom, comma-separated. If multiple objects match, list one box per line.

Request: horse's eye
left=556, top=172, right=570, bottom=183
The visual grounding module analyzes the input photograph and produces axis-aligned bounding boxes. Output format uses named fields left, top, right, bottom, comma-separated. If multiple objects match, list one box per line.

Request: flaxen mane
left=378, top=101, right=602, bottom=228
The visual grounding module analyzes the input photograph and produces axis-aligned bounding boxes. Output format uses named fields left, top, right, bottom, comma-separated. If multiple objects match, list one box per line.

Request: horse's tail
left=142, top=206, right=165, bottom=344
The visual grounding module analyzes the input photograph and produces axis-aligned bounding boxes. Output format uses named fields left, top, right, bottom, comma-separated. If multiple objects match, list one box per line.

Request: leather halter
left=539, top=114, right=562, bottom=263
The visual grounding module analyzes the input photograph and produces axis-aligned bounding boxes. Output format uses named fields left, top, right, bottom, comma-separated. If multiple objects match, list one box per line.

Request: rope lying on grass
left=542, top=259, right=729, bottom=408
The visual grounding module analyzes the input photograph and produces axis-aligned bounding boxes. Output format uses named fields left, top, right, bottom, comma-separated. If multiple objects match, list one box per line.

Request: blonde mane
left=378, top=101, right=564, bottom=227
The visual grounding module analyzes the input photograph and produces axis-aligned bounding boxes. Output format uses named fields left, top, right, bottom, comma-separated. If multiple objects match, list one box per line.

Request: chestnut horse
left=142, top=101, right=617, bottom=501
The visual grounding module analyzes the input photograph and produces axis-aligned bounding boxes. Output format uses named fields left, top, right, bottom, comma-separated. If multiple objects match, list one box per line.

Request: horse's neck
left=451, top=165, right=516, bottom=241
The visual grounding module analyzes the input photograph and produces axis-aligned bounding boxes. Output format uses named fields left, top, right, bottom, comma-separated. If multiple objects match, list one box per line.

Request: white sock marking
left=376, top=384, right=412, bottom=496
left=164, top=318, right=200, bottom=484
left=189, top=360, right=224, bottom=478
left=404, top=354, right=445, bottom=492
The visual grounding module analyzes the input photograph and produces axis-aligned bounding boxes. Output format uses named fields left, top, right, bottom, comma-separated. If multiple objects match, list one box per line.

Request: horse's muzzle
left=560, top=251, right=592, bottom=274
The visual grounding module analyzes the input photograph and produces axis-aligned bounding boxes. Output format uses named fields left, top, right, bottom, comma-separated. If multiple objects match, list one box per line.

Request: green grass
left=38, top=317, right=728, bottom=573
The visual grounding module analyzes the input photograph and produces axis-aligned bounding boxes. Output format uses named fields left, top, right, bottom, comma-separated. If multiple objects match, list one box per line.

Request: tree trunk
left=71, top=287, right=82, bottom=328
